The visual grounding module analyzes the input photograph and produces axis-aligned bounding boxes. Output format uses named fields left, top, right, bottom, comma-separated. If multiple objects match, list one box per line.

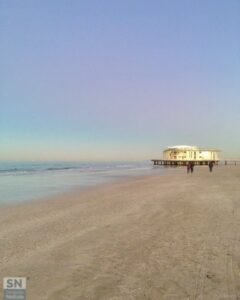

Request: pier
left=152, top=145, right=240, bottom=167
left=151, top=160, right=215, bottom=166
left=151, top=159, right=240, bottom=166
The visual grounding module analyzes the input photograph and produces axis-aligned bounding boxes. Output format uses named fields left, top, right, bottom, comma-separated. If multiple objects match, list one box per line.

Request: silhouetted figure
left=190, top=162, right=194, bottom=173
left=187, top=162, right=191, bottom=174
left=209, top=161, right=214, bottom=172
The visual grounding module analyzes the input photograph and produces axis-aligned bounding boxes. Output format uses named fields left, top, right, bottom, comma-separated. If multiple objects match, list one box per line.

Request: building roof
left=164, top=145, right=220, bottom=152
left=167, top=145, right=197, bottom=150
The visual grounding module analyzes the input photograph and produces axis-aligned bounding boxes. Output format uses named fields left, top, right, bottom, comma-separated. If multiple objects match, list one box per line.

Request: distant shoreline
left=0, top=160, right=162, bottom=205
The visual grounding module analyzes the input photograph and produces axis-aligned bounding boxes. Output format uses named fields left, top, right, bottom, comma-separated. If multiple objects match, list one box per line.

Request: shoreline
left=0, top=166, right=168, bottom=209
left=0, top=163, right=165, bottom=207
left=0, top=166, right=240, bottom=299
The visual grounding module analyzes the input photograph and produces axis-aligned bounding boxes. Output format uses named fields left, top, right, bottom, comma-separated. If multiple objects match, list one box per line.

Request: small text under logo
left=3, top=277, right=26, bottom=300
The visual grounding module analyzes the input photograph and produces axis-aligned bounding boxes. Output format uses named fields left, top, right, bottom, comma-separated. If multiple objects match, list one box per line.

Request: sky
left=1, top=0, right=240, bottom=160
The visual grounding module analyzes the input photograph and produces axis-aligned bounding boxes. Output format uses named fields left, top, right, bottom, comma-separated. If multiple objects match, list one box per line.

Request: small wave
left=0, top=166, right=76, bottom=174
left=0, top=161, right=150, bottom=175
left=0, top=168, right=36, bottom=173
left=46, top=167, right=77, bottom=171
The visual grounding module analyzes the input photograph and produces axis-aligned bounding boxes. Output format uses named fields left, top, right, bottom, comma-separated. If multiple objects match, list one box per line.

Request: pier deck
left=151, top=160, right=239, bottom=166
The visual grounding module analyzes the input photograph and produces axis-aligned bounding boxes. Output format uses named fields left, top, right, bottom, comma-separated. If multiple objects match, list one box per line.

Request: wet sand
left=0, top=166, right=240, bottom=299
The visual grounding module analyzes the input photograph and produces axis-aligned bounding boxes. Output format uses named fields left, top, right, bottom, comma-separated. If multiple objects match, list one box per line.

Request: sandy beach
left=0, top=166, right=240, bottom=299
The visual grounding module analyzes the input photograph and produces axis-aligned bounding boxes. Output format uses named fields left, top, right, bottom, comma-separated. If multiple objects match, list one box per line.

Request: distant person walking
left=190, top=162, right=194, bottom=173
left=209, top=161, right=214, bottom=172
left=187, top=162, right=191, bottom=174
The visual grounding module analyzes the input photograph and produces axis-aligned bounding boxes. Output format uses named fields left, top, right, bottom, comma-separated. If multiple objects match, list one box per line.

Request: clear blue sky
left=1, top=0, right=240, bottom=160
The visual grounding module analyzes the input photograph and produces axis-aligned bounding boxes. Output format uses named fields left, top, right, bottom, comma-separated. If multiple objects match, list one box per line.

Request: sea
left=0, top=161, right=164, bottom=205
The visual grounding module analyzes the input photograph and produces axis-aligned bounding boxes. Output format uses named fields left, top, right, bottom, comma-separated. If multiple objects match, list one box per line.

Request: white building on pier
left=163, top=145, right=220, bottom=162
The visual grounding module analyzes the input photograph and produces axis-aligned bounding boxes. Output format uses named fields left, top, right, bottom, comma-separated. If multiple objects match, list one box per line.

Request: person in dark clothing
left=209, top=161, right=214, bottom=172
left=190, top=162, right=194, bottom=173
left=187, top=161, right=194, bottom=173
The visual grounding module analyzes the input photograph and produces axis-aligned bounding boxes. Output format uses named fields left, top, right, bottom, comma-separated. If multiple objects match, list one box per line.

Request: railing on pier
left=222, top=160, right=240, bottom=166
left=151, top=159, right=240, bottom=166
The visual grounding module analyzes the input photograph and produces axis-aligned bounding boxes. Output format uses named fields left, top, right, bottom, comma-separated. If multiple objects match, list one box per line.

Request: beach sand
left=0, top=166, right=240, bottom=299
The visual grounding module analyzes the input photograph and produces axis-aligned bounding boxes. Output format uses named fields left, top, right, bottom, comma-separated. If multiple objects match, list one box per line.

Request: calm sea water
left=0, top=161, right=163, bottom=205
